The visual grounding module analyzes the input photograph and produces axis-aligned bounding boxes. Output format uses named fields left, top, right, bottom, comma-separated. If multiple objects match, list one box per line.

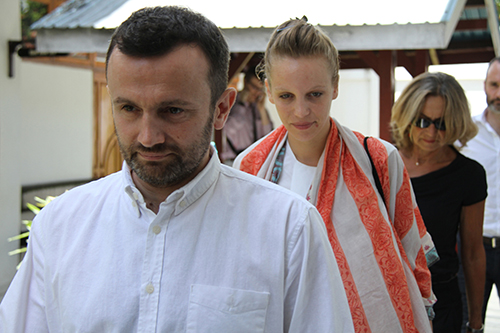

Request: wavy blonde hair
left=257, top=16, right=340, bottom=86
left=390, top=72, right=477, bottom=150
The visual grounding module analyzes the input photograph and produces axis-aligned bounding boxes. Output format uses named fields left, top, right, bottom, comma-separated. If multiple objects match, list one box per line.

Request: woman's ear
left=213, top=87, right=237, bottom=130
left=332, top=78, right=339, bottom=100
left=265, top=79, right=275, bottom=104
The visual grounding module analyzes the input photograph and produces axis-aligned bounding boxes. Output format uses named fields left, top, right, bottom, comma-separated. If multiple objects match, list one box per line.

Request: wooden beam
left=228, top=52, right=254, bottom=83
left=397, top=50, right=429, bottom=77
left=455, top=19, right=488, bottom=30
left=357, top=51, right=381, bottom=76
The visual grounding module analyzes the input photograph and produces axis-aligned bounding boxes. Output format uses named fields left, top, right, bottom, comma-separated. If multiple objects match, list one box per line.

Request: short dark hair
left=106, top=6, right=230, bottom=107
left=487, top=57, right=500, bottom=78
left=488, top=57, right=500, bottom=68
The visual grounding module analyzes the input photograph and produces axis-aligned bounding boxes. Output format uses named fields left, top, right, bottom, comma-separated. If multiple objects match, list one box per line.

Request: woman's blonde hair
left=390, top=72, right=477, bottom=150
left=257, top=16, right=340, bottom=86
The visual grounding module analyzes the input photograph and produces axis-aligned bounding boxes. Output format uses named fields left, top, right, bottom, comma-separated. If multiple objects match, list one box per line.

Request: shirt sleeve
left=284, top=206, right=354, bottom=333
left=463, top=157, right=488, bottom=206
left=0, top=211, right=49, bottom=333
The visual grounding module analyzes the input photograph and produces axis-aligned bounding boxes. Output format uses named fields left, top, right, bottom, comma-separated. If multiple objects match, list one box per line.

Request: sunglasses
left=414, top=117, right=446, bottom=131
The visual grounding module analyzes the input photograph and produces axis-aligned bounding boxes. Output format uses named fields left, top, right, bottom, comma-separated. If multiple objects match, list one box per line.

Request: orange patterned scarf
left=238, top=118, right=433, bottom=333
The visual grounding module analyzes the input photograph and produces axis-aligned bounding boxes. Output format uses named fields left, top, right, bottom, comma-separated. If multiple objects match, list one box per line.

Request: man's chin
left=488, top=104, right=500, bottom=114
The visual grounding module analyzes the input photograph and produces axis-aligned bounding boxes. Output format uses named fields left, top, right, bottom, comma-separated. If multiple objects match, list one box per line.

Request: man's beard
left=117, top=115, right=214, bottom=188
left=487, top=98, right=500, bottom=114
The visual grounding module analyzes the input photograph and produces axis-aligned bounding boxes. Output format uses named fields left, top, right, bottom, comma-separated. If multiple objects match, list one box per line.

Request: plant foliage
left=20, top=0, right=48, bottom=45
left=8, top=196, right=55, bottom=269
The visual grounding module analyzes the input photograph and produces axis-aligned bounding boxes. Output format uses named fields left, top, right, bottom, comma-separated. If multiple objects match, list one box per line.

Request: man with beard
left=460, top=57, right=500, bottom=331
left=0, top=6, right=353, bottom=333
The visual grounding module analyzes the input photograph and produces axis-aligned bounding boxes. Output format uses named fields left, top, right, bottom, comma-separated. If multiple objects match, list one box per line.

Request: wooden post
left=357, top=50, right=396, bottom=141
left=377, top=51, right=396, bottom=142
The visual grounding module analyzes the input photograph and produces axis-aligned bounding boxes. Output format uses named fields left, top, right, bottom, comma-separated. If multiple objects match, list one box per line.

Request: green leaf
left=8, top=248, right=27, bottom=256
left=34, top=195, right=56, bottom=208
left=7, top=231, right=30, bottom=242
left=26, top=202, right=40, bottom=215
left=22, top=220, right=32, bottom=229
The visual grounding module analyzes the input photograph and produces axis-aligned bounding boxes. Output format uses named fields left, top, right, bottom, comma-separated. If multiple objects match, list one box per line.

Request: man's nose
left=137, top=115, right=165, bottom=148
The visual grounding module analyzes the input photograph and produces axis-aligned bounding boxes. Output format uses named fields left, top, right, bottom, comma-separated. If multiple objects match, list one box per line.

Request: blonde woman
left=234, top=17, right=436, bottom=332
left=391, top=72, right=486, bottom=333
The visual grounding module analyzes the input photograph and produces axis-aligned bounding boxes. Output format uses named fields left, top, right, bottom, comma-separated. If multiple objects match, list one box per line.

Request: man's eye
left=169, top=107, right=183, bottom=114
left=310, top=92, right=323, bottom=97
left=279, top=93, right=291, bottom=99
left=122, top=105, right=136, bottom=112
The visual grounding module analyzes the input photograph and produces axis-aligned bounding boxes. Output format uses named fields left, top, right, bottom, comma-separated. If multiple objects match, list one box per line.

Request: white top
left=0, top=150, right=353, bottom=333
left=278, top=140, right=317, bottom=198
left=461, top=111, right=500, bottom=237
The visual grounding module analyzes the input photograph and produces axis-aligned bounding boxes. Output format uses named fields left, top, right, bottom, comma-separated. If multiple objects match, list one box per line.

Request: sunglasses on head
left=414, top=117, right=446, bottom=131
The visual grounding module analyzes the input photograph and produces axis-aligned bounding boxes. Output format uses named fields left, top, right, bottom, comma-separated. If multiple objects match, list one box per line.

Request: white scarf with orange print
left=234, top=117, right=437, bottom=333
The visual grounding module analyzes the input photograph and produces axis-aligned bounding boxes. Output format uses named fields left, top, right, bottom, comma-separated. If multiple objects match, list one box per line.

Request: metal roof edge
left=223, top=23, right=450, bottom=53
left=36, top=28, right=114, bottom=53
left=485, top=0, right=500, bottom=56
left=442, top=0, right=467, bottom=44
left=36, top=21, right=453, bottom=53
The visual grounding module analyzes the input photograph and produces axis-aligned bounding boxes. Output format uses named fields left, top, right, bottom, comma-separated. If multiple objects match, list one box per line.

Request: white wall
left=19, top=62, right=93, bottom=185
left=334, top=69, right=380, bottom=136
left=0, top=0, right=23, bottom=298
left=0, top=0, right=94, bottom=299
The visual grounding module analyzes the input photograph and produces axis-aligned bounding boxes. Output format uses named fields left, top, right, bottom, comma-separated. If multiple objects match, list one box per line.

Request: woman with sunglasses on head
left=391, top=72, right=487, bottom=333
left=234, top=17, right=437, bottom=332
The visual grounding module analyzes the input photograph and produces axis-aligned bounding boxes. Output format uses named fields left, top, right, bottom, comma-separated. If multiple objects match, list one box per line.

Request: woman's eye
left=279, top=93, right=291, bottom=99
left=310, top=92, right=323, bottom=97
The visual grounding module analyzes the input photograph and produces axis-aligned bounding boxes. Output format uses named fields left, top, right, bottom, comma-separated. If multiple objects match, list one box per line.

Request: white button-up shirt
left=0, top=151, right=353, bottom=332
left=461, top=111, right=500, bottom=237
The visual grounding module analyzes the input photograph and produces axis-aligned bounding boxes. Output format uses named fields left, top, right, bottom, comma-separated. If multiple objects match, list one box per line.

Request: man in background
left=460, top=57, right=500, bottom=332
left=221, top=67, right=273, bottom=164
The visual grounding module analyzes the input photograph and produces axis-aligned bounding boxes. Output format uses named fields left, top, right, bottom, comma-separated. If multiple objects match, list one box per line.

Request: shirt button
left=146, top=284, right=154, bottom=294
left=152, top=225, right=161, bottom=234
left=179, top=200, right=186, bottom=208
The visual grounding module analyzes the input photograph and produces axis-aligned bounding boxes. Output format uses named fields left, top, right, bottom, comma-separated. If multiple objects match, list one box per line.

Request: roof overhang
left=35, top=21, right=457, bottom=54
left=33, top=0, right=488, bottom=55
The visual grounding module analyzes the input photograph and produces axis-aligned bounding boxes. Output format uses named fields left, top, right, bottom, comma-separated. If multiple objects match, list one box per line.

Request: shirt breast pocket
left=186, top=284, right=270, bottom=333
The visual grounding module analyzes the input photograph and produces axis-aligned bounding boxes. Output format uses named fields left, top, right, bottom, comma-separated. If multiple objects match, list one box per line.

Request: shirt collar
left=479, top=109, right=499, bottom=136
left=122, top=146, right=221, bottom=217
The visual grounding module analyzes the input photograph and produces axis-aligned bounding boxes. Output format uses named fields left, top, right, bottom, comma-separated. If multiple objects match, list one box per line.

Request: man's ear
left=213, top=87, right=237, bottom=130
left=265, top=79, right=275, bottom=104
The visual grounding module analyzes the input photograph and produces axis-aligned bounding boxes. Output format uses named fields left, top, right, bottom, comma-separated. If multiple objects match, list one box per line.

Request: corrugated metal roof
left=32, top=0, right=129, bottom=29
left=452, top=3, right=492, bottom=44
left=31, top=0, right=499, bottom=58
left=32, top=0, right=454, bottom=30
